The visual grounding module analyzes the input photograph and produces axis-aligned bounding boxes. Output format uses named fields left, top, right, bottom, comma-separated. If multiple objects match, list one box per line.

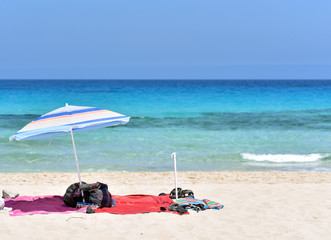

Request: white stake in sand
left=171, top=152, right=178, bottom=201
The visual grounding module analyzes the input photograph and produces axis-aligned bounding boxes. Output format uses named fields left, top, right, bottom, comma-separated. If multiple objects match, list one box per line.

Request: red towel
left=95, top=194, right=175, bottom=214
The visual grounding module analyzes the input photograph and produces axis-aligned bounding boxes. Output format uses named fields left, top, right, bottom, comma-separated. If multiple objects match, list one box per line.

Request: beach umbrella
left=9, top=103, right=130, bottom=184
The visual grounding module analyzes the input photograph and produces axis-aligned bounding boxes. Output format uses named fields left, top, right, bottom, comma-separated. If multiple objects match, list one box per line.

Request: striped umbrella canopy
left=10, top=104, right=130, bottom=184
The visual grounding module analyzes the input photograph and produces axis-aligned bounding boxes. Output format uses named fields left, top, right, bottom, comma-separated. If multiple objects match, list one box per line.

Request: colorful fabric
left=5, top=194, right=223, bottom=216
left=202, top=199, right=224, bottom=210
left=95, top=194, right=176, bottom=215
left=176, top=197, right=207, bottom=211
left=9, top=104, right=130, bottom=141
left=4, top=195, right=83, bottom=216
left=176, top=197, right=224, bottom=210
left=5, top=194, right=175, bottom=216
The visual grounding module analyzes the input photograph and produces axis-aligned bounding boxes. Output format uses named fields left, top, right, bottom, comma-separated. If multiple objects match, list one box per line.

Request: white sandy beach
left=1, top=171, right=331, bottom=240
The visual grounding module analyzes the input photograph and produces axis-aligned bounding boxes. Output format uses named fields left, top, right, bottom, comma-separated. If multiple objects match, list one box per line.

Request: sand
left=1, top=171, right=331, bottom=240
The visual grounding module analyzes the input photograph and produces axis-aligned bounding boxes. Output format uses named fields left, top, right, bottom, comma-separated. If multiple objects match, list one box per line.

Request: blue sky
left=1, top=0, right=330, bottom=79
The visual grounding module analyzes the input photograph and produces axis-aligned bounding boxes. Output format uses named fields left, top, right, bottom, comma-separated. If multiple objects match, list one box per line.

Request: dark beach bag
left=80, top=182, right=113, bottom=208
left=63, top=182, right=112, bottom=208
left=62, top=182, right=86, bottom=207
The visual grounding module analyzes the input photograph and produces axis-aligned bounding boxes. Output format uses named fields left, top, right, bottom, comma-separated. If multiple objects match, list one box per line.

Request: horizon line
left=1, top=79, right=331, bottom=81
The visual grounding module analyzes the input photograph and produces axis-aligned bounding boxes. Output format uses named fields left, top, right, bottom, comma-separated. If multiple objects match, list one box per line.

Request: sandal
left=168, top=203, right=187, bottom=214
left=169, top=188, right=182, bottom=199
left=181, top=189, right=195, bottom=198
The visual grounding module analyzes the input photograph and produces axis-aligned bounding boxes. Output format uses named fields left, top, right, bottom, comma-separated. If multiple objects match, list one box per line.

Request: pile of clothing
left=165, top=188, right=224, bottom=214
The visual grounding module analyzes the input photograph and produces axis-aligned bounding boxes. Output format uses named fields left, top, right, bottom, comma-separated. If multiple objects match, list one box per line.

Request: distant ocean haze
left=1, top=80, right=331, bottom=172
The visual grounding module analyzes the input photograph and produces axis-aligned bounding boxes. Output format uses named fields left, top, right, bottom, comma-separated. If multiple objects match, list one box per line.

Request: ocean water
left=1, top=80, right=331, bottom=172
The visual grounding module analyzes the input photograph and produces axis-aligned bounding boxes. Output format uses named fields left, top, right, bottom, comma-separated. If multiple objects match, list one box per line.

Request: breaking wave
left=241, top=153, right=329, bottom=163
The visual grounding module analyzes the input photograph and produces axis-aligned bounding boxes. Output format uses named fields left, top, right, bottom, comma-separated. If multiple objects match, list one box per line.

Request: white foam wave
left=241, top=153, right=328, bottom=163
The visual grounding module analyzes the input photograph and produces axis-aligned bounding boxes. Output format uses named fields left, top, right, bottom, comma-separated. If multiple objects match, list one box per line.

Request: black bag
left=63, top=182, right=112, bottom=208
left=80, top=182, right=112, bottom=208
left=62, top=182, right=86, bottom=207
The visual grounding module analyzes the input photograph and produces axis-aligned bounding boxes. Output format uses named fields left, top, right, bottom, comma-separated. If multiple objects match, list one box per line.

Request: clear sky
left=1, top=0, right=331, bottom=79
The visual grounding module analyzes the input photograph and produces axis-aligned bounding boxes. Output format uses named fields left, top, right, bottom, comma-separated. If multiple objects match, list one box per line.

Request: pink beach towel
left=4, top=194, right=176, bottom=216
left=4, top=195, right=81, bottom=216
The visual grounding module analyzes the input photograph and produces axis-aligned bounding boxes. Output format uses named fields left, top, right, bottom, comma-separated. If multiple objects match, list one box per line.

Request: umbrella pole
left=70, top=129, right=82, bottom=185
left=171, top=152, right=178, bottom=201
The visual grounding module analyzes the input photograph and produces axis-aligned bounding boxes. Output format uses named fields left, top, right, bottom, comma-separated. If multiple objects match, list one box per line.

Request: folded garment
left=202, top=199, right=224, bottom=210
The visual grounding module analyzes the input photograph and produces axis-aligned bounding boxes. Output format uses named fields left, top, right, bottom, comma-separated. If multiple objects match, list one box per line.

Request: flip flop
left=169, top=187, right=182, bottom=199
left=168, top=203, right=188, bottom=214
left=181, top=189, right=195, bottom=198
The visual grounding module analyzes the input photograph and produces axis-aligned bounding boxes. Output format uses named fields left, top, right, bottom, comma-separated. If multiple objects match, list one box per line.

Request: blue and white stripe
left=10, top=104, right=130, bottom=141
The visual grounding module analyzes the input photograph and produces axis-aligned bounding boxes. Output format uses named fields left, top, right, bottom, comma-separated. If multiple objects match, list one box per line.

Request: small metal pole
left=70, top=129, right=82, bottom=185
left=171, top=152, right=178, bottom=201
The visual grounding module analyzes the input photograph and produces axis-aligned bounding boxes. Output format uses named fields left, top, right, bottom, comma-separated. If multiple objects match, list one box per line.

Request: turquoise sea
left=1, top=80, right=331, bottom=172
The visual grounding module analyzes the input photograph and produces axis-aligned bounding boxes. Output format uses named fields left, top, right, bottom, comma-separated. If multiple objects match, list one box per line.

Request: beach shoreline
left=1, top=171, right=331, bottom=239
